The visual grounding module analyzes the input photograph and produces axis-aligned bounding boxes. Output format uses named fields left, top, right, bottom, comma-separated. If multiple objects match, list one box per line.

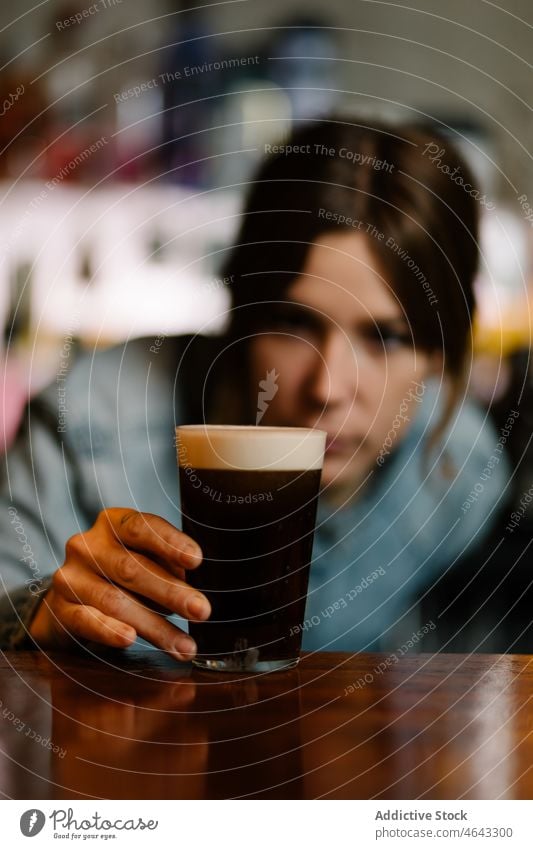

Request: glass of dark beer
left=176, top=425, right=326, bottom=672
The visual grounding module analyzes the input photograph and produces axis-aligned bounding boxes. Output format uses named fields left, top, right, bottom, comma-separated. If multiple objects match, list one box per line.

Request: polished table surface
left=1, top=649, right=532, bottom=799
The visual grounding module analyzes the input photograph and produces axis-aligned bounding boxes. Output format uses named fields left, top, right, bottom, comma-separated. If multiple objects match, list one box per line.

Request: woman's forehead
left=286, top=232, right=404, bottom=322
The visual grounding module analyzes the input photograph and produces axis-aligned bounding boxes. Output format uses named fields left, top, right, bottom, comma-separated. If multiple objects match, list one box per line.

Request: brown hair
left=212, top=117, right=479, bottom=443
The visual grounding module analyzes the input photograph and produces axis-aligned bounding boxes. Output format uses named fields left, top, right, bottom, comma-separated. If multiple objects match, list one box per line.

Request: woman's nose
left=306, top=329, right=357, bottom=408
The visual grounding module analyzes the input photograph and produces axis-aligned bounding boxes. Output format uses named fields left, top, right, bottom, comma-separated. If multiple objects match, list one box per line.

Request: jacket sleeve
left=0, top=335, right=187, bottom=650
left=0, top=395, right=91, bottom=649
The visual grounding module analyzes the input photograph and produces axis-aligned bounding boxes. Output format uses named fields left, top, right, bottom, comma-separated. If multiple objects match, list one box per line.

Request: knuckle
left=114, top=551, right=138, bottom=585
left=98, top=584, right=127, bottom=618
left=52, top=566, right=70, bottom=595
left=64, top=533, right=85, bottom=561
left=120, top=510, right=144, bottom=541
left=69, top=604, right=88, bottom=636
left=101, top=507, right=121, bottom=522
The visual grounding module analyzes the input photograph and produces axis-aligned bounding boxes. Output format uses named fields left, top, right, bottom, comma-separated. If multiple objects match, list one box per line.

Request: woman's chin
left=319, top=449, right=375, bottom=498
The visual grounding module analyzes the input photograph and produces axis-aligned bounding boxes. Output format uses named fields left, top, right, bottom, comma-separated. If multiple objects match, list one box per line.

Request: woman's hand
left=29, top=508, right=210, bottom=661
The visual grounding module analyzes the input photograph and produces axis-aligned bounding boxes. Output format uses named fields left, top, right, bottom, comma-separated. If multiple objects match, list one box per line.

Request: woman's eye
left=265, top=308, right=320, bottom=334
left=360, top=327, right=411, bottom=352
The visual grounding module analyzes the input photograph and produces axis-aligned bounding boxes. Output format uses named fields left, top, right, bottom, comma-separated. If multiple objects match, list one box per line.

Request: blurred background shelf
left=1, top=0, right=532, bottom=450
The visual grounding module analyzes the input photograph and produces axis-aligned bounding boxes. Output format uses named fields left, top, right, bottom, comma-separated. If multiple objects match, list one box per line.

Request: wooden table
left=1, top=649, right=532, bottom=799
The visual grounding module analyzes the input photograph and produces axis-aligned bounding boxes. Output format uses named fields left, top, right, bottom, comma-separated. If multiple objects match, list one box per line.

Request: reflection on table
left=0, top=650, right=532, bottom=799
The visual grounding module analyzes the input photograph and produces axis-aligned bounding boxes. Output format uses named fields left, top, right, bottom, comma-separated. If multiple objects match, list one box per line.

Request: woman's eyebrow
left=358, top=316, right=409, bottom=330
left=282, top=302, right=325, bottom=322
left=284, top=302, right=410, bottom=333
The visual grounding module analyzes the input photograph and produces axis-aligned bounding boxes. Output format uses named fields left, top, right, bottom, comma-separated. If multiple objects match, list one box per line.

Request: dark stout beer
left=176, top=426, right=325, bottom=672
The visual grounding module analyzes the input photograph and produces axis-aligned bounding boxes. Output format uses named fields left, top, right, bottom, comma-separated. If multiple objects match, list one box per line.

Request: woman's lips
left=325, top=434, right=358, bottom=455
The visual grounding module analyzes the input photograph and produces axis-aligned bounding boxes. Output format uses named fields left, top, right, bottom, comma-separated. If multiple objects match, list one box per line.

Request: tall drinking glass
left=176, top=425, right=326, bottom=672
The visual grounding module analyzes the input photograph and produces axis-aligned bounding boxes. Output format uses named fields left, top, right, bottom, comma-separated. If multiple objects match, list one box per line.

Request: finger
left=132, top=596, right=173, bottom=616
left=55, top=567, right=197, bottom=661
left=101, top=547, right=211, bottom=621
left=147, top=555, right=186, bottom=584
left=53, top=592, right=137, bottom=649
left=106, top=510, right=202, bottom=572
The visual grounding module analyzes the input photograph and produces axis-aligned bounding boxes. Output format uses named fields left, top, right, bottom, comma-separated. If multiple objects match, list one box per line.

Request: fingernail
left=182, top=544, right=202, bottom=567
left=186, top=594, right=210, bottom=620
left=176, top=637, right=196, bottom=659
left=119, top=626, right=136, bottom=644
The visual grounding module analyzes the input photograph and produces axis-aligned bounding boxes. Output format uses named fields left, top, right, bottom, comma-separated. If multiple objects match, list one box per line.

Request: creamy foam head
left=176, top=425, right=326, bottom=471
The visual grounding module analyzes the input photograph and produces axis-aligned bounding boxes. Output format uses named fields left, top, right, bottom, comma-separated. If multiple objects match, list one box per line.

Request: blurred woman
left=0, top=118, right=509, bottom=656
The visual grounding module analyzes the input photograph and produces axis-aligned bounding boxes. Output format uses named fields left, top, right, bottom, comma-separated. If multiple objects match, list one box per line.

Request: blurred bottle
left=266, top=16, right=342, bottom=122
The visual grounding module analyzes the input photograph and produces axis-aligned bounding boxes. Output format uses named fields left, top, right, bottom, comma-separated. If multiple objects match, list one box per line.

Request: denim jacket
left=0, top=335, right=510, bottom=653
